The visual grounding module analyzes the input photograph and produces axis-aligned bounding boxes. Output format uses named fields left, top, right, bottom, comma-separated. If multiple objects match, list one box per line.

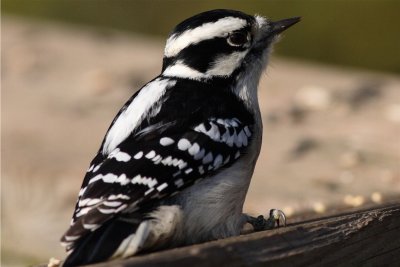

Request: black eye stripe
left=172, top=37, right=248, bottom=72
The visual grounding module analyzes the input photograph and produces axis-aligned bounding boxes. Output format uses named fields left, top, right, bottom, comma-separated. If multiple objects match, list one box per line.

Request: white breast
left=173, top=127, right=262, bottom=244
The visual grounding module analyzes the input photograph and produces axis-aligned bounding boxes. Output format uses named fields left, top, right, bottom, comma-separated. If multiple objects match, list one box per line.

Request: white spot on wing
left=93, top=163, right=102, bottom=172
left=145, top=188, right=154, bottom=195
left=131, top=175, right=158, bottom=188
left=83, top=224, right=100, bottom=230
left=235, top=151, right=240, bottom=159
left=79, top=198, right=101, bottom=207
left=79, top=187, right=87, bottom=196
left=177, top=138, right=191, bottom=151
left=89, top=173, right=117, bottom=184
left=157, top=183, right=168, bottom=191
left=116, top=174, right=130, bottom=185
left=75, top=207, right=92, bottom=217
left=109, top=194, right=130, bottom=200
left=208, top=122, right=220, bottom=140
left=152, top=155, right=161, bottom=162
left=188, top=142, right=200, bottom=156
left=134, top=151, right=143, bottom=159
left=161, top=156, right=173, bottom=166
left=108, top=148, right=132, bottom=162
left=104, top=201, right=122, bottom=207
left=178, top=160, right=187, bottom=169
left=160, top=137, right=175, bottom=146
left=239, top=130, right=248, bottom=146
left=145, top=151, right=156, bottom=159
left=98, top=204, right=128, bottom=214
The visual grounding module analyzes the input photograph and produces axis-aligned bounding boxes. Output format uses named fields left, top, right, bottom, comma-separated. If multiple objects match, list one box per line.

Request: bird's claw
left=247, top=209, right=286, bottom=232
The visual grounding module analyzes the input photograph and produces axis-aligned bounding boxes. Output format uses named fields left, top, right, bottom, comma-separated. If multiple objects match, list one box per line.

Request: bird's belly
left=170, top=132, right=262, bottom=245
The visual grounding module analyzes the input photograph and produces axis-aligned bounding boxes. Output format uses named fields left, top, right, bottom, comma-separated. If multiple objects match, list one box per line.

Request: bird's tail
left=62, top=217, right=143, bottom=267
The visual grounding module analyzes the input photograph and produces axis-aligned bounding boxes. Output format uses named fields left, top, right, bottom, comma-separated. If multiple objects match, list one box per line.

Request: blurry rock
left=288, top=105, right=308, bottom=123
left=313, top=179, right=340, bottom=192
left=347, top=81, right=382, bottom=110
left=294, top=85, right=332, bottom=111
left=343, top=194, right=365, bottom=207
left=289, top=137, right=318, bottom=160
left=371, top=192, right=383, bottom=204
left=266, top=111, right=280, bottom=124
left=313, top=202, right=326, bottom=213
left=340, top=151, right=363, bottom=168
left=385, top=104, right=400, bottom=123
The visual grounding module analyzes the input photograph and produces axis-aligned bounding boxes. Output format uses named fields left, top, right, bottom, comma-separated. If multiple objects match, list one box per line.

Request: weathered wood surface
left=76, top=202, right=400, bottom=267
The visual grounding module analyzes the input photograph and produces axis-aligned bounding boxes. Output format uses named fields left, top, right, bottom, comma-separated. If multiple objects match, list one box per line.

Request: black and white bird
left=61, top=9, right=299, bottom=266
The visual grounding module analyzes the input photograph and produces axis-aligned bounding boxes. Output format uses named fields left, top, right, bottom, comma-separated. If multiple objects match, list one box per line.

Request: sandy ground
left=2, top=16, right=400, bottom=266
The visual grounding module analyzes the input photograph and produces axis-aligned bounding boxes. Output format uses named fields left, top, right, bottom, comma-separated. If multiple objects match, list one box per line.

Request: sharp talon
left=278, top=210, right=286, bottom=227
left=270, top=209, right=287, bottom=227
left=246, top=209, right=286, bottom=232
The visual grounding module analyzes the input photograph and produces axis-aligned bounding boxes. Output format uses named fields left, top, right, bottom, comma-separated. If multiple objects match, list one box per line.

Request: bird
left=60, top=9, right=300, bottom=266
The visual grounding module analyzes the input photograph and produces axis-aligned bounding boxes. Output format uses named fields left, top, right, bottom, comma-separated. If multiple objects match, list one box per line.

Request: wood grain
left=75, top=202, right=400, bottom=267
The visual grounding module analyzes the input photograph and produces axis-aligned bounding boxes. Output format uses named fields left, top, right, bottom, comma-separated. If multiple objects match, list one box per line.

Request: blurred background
left=2, top=0, right=400, bottom=266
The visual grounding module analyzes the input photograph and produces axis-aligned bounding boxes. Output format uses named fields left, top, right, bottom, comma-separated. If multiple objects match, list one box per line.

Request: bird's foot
left=246, top=209, right=286, bottom=231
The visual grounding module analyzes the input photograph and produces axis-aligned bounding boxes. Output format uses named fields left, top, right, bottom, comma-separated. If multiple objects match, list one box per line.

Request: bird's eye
left=227, top=32, right=249, bottom=46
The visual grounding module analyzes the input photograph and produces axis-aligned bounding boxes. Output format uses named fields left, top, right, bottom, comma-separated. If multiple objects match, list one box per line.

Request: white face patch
left=165, top=17, right=248, bottom=58
left=163, top=51, right=248, bottom=80
left=163, top=61, right=203, bottom=79
left=206, top=51, right=248, bottom=77
left=102, top=78, right=176, bottom=155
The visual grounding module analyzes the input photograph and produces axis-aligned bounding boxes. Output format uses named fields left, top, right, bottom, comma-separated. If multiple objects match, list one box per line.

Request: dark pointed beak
left=271, top=17, right=301, bottom=34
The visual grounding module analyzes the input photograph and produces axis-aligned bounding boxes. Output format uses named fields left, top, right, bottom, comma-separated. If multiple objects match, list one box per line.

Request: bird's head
left=161, top=9, right=300, bottom=82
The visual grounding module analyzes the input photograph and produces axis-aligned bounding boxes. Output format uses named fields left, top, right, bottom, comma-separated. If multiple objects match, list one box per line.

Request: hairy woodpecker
left=60, top=9, right=299, bottom=266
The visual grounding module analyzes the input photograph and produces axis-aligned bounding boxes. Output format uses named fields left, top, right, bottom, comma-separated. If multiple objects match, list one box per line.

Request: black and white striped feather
left=61, top=76, right=255, bottom=259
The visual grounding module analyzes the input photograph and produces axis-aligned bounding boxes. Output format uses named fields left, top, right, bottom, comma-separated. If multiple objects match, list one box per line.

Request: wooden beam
left=78, top=202, right=399, bottom=267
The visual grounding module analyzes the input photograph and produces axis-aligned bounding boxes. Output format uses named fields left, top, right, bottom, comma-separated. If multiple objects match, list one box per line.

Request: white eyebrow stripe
left=164, top=17, right=248, bottom=57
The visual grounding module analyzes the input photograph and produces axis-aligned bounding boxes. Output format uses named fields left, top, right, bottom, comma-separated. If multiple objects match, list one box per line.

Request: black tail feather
left=63, top=218, right=140, bottom=267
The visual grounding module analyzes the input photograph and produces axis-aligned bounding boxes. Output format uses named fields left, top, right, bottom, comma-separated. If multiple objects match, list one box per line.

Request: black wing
left=61, top=116, right=254, bottom=251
